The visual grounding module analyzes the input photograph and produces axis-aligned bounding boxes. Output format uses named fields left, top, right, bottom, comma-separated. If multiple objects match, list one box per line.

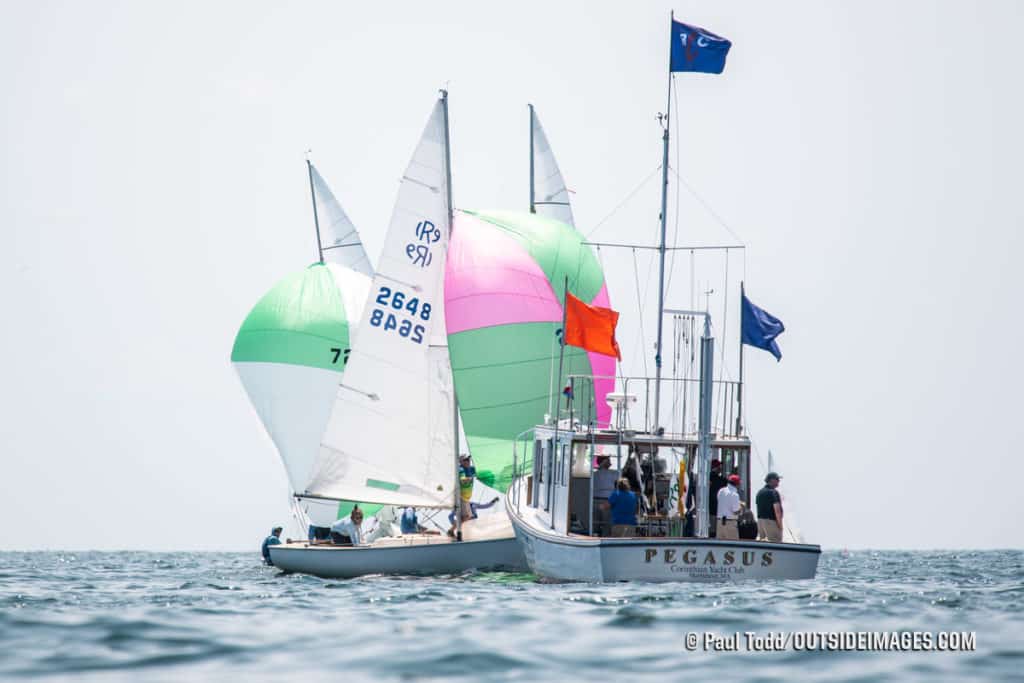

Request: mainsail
left=530, top=106, right=575, bottom=227
left=310, top=162, right=374, bottom=277
left=306, top=95, right=455, bottom=507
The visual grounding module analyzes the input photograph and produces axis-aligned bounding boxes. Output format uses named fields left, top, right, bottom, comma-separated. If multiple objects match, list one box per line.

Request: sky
left=3, top=1, right=1022, bottom=551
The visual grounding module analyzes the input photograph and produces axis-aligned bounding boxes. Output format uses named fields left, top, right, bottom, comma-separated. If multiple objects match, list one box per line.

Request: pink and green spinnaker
left=444, top=210, right=616, bottom=492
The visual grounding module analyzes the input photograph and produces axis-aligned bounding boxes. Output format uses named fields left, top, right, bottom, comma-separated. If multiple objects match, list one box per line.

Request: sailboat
left=269, top=92, right=526, bottom=578
left=503, top=16, right=822, bottom=582
left=232, top=160, right=378, bottom=533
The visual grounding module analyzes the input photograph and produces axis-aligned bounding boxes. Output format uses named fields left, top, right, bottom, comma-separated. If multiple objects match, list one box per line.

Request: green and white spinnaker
left=232, top=163, right=380, bottom=528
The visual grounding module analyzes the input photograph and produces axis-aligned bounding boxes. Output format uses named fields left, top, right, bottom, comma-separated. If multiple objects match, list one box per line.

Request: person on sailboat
left=447, top=496, right=501, bottom=532
left=400, top=508, right=440, bottom=535
left=454, top=454, right=477, bottom=524
left=261, top=526, right=283, bottom=565
left=329, top=507, right=364, bottom=546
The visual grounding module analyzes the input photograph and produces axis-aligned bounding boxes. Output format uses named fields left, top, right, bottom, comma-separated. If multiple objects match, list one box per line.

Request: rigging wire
left=595, top=245, right=622, bottom=380
left=666, top=75, right=683, bottom=294
left=670, top=315, right=680, bottom=434
left=669, top=166, right=746, bottom=247
left=717, top=250, right=730, bottom=431
left=584, top=164, right=663, bottom=239
left=631, top=248, right=649, bottom=376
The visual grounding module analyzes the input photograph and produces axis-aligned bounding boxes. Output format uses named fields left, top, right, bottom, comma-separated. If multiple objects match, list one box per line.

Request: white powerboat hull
left=508, top=497, right=820, bottom=583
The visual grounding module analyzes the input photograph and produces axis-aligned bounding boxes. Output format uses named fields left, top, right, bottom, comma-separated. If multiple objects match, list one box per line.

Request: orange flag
left=563, top=292, right=622, bottom=360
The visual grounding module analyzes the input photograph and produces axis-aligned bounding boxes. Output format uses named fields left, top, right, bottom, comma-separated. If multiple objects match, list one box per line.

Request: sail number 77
left=370, top=286, right=430, bottom=344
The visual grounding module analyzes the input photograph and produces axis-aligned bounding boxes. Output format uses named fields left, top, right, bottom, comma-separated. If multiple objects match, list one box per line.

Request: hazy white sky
left=3, top=1, right=1022, bottom=551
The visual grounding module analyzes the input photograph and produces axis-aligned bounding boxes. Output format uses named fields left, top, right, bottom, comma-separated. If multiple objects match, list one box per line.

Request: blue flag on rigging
left=741, top=293, right=784, bottom=361
left=670, top=20, right=731, bottom=74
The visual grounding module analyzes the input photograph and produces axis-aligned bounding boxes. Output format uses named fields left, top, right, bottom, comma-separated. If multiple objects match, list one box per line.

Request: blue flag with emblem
left=741, top=293, right=784, bottom=361
left=670, top=20, right=731, bottom=74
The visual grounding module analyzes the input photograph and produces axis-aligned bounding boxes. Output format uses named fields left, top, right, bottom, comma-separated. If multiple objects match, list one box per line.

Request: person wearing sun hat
left=756, top=472, right=785, bottom=542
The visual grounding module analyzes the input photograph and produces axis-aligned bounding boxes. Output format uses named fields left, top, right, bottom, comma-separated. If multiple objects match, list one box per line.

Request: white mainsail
left=305, top=95, right=455, bottom=507
left=530, top=106, right=575, bottom=227
left=310, top=162, right=375, bottom=277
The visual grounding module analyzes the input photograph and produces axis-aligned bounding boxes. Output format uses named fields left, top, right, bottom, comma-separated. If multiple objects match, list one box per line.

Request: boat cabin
left=511, top=375, right=752, bottom=539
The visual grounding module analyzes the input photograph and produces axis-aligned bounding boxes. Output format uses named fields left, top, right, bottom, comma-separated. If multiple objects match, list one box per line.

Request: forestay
left=306, top=97, right=455, bottom=507
left=310, top=162, right=374, bottom=277
left=530, top=107, right=575, bottom=227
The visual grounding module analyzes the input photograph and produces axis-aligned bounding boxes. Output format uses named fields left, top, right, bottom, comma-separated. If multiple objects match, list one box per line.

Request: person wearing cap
left=457, top=454, right=476, bottom=520
left=715, top=474, right=742, bottom=540
left=756, top=472, right=785, bottom=542
left=447, top=454, right=500, bottom=536
left=707, top=459, right=728, bottom=538
left=261, top=526, right=283, bottom=565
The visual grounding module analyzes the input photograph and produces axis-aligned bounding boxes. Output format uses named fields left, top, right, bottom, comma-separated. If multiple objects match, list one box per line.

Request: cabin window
left=531, top=440, right=544, bottom=508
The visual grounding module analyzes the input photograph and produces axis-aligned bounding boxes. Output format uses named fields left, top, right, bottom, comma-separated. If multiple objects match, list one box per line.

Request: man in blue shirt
left=261, top=526, right=283, bottom=565
left=608, top=478, right=638, bottom=537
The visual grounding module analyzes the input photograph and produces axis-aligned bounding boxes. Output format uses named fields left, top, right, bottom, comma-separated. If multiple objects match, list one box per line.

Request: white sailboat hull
left=507, top=495, right=820, bottom=583
left=269, top=534, right=525, bottom=579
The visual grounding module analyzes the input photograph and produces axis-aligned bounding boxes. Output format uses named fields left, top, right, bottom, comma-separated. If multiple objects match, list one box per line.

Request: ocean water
left=0, top=550, right=1021, bottom=681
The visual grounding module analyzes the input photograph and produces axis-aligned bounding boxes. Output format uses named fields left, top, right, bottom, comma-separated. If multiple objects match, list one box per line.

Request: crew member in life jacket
left=447, top=454, right=498, bottom=536
left=261, top=526, right=283, bottom=565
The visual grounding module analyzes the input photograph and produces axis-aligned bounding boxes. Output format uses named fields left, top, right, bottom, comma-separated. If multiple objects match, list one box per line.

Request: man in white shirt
left=592, top=456, right=619, bottom=536
left=330, top=507, right=364, bottom=546
left=715, top=474, right=742, bottom=541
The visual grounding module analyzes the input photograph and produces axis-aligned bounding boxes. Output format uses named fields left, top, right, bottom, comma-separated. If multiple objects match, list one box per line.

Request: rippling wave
left=1, top=551, right=1021, bottom=680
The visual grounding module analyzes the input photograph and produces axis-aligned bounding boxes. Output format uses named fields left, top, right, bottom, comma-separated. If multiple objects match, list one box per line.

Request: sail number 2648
left=370, top=286, right=430, bottom=344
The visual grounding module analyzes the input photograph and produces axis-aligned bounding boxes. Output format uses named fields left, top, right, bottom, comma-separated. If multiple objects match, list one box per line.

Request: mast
left=550, top=276, right=569, bottom=530
left=440, top=89, right=462, bottom=541
left=696, top=313, right=714, bottom=538
left=529, top=104, right=536, bottom=213
left=735, top=280, right=745, bottom=435
left=306, top=157, right=325, bottom=263
left=653, top=10, right=674, bottom=431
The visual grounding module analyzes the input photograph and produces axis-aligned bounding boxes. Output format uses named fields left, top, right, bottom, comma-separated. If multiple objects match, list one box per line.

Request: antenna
left=703, top=287, right=715, bottom=313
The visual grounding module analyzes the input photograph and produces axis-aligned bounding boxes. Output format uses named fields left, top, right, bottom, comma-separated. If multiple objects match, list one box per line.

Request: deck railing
left=564, top=374, right=744, bottom=440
